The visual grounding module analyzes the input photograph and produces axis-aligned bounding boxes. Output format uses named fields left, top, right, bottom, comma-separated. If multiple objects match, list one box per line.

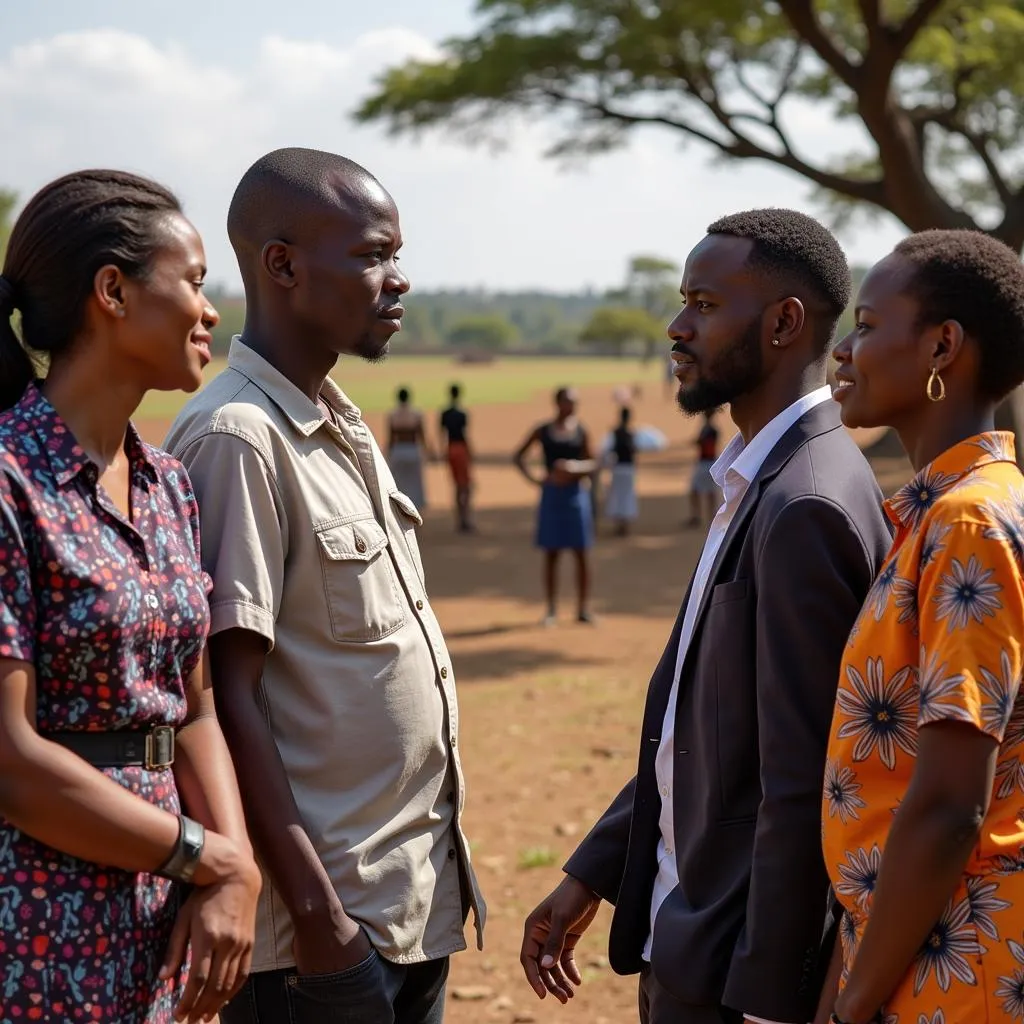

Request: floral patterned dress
left=0, top=385, right=211, bottom=1023
left=822, top=432, right=1024, bottom=1023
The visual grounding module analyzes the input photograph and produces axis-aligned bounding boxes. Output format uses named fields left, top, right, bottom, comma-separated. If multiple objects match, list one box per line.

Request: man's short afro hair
left=894, top=229, right=1024, bottom=402
left=707, top=208, right=852, bottom=326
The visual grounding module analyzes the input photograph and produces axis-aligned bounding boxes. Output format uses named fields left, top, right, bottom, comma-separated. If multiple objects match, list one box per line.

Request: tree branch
left=997, top=187, right=1024, bottom=252
left=777, top=0, right=860, bottom=88
left=537, top=86, right=887, bottom=209
left=893, top=0, right=947, bottom=54
left=857, top=0, right=881, bottom=35
left=927, top=115, right=1014, bottom=206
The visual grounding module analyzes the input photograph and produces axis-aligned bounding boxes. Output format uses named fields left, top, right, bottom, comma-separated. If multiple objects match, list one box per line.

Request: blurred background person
left=687, top=410, right=720, bottom=529
left=514, top=386, right=597, bottom=626
left=604, top=405, right=639, bottom=537
left=387, top=385, right=431, bottom=511
left=440, top=382, right=475, bottom=533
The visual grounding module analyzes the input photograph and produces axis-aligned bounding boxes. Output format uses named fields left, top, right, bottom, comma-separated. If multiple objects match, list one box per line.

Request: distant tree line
left=1, top=197, right=863, bottom=361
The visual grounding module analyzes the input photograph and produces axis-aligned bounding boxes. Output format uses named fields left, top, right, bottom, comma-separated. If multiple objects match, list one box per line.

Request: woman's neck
left=897, top=405, right=995, bottom=473
left=43, top=353, right=143, bottom=467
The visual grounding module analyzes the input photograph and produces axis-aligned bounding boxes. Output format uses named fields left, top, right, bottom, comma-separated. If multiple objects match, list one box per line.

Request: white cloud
left=0, top=28, right=907, bottom=293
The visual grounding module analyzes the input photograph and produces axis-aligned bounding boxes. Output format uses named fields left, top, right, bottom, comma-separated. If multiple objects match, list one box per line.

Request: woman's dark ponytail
left=0, top=277, right=34, bottom=411
left=0, top=170, right=182, bottom=412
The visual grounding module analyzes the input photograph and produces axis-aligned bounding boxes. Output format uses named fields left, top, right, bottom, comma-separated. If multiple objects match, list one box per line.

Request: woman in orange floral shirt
left=822, top=229, right=1024, bottom=1024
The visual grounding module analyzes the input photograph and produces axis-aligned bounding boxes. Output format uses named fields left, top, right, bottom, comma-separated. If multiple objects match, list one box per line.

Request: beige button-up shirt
left=165, top=338, right=485, bottom=971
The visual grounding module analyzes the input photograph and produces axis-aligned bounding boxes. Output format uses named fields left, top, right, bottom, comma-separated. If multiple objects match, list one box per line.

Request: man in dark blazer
left=521, top=210, right=893, bottom=1024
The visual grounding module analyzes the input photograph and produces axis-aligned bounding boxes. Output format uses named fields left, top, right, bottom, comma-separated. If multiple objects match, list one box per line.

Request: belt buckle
left=145, top=726, right=175, bottom=771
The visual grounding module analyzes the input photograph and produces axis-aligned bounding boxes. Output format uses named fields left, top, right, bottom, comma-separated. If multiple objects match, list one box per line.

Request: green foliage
left=204, top=286, right=245, bottom=355
left=0, top=190, right=17, bottom=262
left=356, top=0, right=1024, bottom=249
left=580, top=304, right=665, bottom=356
left=517, top=846, right=559, bottom=870
left=448, top=312, right=520, bottom=349
left=404, top=288, right=604, bottom=350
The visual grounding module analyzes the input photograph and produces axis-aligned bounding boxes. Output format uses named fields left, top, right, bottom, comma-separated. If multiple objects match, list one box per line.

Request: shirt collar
left=22, top=382, right=158, bottom=488
left=226, top=336, right=363, bottom=437
left=710, top=385, right=834, bottom=494
left=885, top=431, right=1017, bottom=528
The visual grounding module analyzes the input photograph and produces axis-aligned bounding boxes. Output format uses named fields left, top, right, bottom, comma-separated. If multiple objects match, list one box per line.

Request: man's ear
left=261, top=240, right=298, bottom=289
left=768, top=296, right=806, bottom=349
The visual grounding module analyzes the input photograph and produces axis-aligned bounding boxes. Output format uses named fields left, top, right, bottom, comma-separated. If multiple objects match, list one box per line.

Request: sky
left=0, top=0, right=909, bottom=294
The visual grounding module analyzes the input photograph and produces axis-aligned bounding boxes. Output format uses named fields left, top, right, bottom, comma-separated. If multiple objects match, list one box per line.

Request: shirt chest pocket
left=315, top=517, right=406, bottom=643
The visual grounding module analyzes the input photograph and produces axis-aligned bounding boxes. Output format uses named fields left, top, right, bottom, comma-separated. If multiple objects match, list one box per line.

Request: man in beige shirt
left=165, top=147, right=484, bottom=1024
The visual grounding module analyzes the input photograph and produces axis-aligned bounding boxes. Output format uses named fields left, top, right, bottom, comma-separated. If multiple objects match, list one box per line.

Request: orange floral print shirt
left=822, top=432, right=1024, bottom=1022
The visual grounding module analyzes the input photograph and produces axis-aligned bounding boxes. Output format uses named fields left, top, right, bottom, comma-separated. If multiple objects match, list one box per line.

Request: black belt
left=48, top=726, right=175, bottom=770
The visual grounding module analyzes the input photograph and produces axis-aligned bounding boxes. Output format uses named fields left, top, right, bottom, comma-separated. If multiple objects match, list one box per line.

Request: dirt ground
left=138, top=382, right=911, bottom=1024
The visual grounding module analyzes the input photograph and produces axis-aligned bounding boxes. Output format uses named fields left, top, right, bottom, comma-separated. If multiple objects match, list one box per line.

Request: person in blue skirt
left=514, top=387, right=597, bottom=625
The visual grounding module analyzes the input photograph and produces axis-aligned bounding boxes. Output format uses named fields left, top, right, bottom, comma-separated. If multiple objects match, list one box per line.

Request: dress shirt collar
left=710, top=385, right=834, bottom=501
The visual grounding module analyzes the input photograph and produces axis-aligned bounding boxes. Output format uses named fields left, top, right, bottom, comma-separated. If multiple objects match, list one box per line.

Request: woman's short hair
left=894, top=229, right=1024, bottom=402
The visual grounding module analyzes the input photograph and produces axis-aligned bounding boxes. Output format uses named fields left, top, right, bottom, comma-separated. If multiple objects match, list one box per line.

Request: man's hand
left=521, top=875, right=602, bottom=1004
left=292, top=902, right=374, bottom=977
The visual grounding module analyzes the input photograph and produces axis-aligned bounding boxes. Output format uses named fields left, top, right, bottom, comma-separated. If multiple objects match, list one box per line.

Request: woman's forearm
left=836, top=798, right=981, bottom=1022
left=174, top=709, right=251, bottom=851
left=0, top=732, right=182, bottom=871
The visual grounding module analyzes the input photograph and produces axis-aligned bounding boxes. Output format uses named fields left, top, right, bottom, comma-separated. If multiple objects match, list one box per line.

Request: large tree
left=580, top=304, right=666, bottom=356
left=357, top=0, right=1024, bottom=451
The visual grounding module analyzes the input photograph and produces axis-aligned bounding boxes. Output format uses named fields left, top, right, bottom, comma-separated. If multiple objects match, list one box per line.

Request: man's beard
left=675, top=315, right=763, bottom=416
left=354, top=335, right=390, bottom=363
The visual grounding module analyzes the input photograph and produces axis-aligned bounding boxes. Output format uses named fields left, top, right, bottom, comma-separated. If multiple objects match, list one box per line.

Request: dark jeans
left=638, top=966, right=743, bottom=1024
left=222, top=951, right=449, bottom=1024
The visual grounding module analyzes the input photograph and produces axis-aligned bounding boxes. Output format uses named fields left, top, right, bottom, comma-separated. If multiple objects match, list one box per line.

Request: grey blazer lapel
left=680, top=400, right=844, bottom=674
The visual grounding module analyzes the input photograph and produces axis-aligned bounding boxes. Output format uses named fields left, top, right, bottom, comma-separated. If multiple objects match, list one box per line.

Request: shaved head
left=228, top=147, right=408, bottom=362
left=228, top=147, right=387, bottom=282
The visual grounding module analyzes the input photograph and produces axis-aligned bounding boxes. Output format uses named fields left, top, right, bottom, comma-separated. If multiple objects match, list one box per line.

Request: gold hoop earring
left=927, top=367, right=946, bottom=402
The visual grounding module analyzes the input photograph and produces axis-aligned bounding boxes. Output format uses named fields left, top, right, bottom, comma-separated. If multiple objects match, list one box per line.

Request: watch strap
left=158, top=815, right=206, bottom=883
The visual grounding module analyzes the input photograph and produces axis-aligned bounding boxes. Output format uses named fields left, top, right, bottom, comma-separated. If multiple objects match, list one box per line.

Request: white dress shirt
left=644, top=386, right=834, bottom=1023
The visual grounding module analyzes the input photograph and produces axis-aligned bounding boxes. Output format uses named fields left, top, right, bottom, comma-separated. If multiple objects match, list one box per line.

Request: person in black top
left=604, top=406, right=639, bottom=536
left=514, top=387, right=597, bottom=626
left=439, top=383, right=474, bottom=533
left=688, top=411, right=720, bottom=528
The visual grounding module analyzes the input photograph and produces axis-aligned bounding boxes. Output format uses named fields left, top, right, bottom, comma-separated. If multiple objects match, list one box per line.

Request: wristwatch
left=157, top=815, right=206, bottom=883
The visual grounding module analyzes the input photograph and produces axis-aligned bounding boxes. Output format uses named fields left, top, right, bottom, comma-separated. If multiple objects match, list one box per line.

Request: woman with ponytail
left=0, top=171, right=258, bottom=1023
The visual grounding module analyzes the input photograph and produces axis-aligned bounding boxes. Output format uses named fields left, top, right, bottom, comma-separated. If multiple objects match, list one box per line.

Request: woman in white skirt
left=604, top=406, right=638, bottom=536
left=387, top=386, right=430, bottom=511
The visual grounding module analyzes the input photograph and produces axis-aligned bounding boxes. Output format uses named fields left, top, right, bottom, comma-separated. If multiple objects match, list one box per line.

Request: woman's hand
left=549, top=460, right=574, bottom=486
left=161, top=839, right=261, bottom=1023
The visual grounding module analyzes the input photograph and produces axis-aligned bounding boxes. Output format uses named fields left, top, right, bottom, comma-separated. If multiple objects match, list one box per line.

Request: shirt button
left=448, top=848, right=457, bottom=861
left=450, top=735, right=457, bottom=748
left=666, top=846, right=673, bottom=855
left=661, top=785, right=669, bottom=797
left=355, top=538, right=367, bottom=553
left=440, top=667, right=448, bottom=679
left=446, top=791, right=454, bottom=803
left=416, top=600, right=424, bottom=610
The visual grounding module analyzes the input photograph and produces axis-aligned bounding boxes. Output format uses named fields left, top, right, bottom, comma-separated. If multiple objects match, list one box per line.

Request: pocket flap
left=709, top=578, right=749, bottom=606
left=389, top=490, right=423, bottom=526
left=316, top=519, right=389, bottom=562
